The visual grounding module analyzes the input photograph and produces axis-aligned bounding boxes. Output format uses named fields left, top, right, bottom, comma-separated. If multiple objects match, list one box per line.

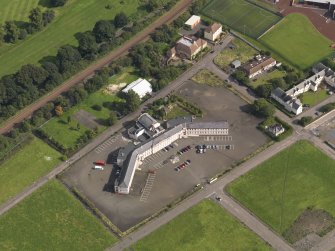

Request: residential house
left=266, top=123, right=285, bottom=137
left=204, top=22, right=222, bottom=41
left=242, top=55, right=276, bottom=78
left=174, top=36, right=207, bottom=60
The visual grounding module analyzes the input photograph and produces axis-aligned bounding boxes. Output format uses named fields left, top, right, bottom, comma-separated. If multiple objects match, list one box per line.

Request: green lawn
left=260, top=14, right=333, bottom=70
left=0, top=180, right=117, bottom=251
left=214, top=39, right=257, bottom=71
left=251, top=69, right=286, bottom=88
left=40, top=68, right=136, bottom=150
left=227, top=140, right=335, bottom=236
left=133, top=200, right=272, bottom=251
left=202, top=0, right=282, bottom=38
left=0, top=0, right=141, bottom=77
left=0, top=136, right=62, bottom=205
left=300, top=89, right=329, bottom=106
left=0, top=0, right=40, bottom=24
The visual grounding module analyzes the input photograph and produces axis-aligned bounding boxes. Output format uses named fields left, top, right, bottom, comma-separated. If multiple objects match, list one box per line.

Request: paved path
left=0, top=35, right=234, bottom=216
left=0, top=0, right=193, bottom=135
left=310, top=229, right=335, bottom=251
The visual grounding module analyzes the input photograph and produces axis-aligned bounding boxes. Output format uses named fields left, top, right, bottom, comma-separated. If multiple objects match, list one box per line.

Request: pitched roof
left=205, top=22, right=222, bottom=33
left=243, top=56, right=276, bottom=75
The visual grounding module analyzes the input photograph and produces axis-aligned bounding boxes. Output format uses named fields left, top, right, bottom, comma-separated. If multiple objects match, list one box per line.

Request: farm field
left=132, top=200, right=271, bottom=251
left=227, top=140, right=335, bottom=241
left=214, top=38, right=257, bottom=71
left=0, top=180, right=117, bottom=250
left=0, top=0, right=39, bottom=24
left=251, top=69, right=286, bottom=88
left=202, top=0, right=281, bottom=38
left=40, top=68, right=137, bottom=150
left=0, top=0, right=141, bottom=77
left=300, top=89, right=329, bottom=106
left=0, top=136, right=62, bottom=205
left=260, top=14, right=333, bottom=70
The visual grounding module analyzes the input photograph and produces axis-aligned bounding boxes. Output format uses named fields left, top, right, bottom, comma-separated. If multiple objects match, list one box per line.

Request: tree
left=19, top=120, right=31, bottom=133
left=15, top=64, right=49, bottom=87
left=93, top=20, right=115, bottom=43
left=299, top=116, right=313, bottom=126
left=125, top=90, right=141, bottom=112
left=29, top=7, right=44, bottom=30
left=56, top=45, right=82, bottom=73
left=256, top=84, right=273, bottom=98
left=77, top=32, right=98, bottom=59
left=76, top=122, right=81, bottom=131
left=0, top=135, right=9, bottom=152
left=18, top=29, right=28, bottom=40
left=114, top=12, right=128, bottom=28
left=252, top=98, right=275, bottom=118
left=42, top=9, right=55, bottom=26
left=55, top=105, right=63, bottom=116
left=50, top=0, right=68, bottom=7
left=232, top=70, right=249, bottom=85
left=145, top=0, right=159, bottom=12
left=109, top=111, right=118, bottom=126
left=67, top=116, right=71, bottom=124
left=4, top=21, right=19, bottom=43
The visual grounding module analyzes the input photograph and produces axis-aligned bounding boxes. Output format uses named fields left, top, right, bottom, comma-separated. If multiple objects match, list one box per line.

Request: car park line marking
left=203, top=135, right=232, bottom=141
left=94, top=136, right=120, bottom=154
left=140, top=173, right=156, bottom=202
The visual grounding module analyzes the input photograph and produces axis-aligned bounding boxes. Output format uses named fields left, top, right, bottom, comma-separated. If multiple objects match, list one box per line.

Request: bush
left=91, top=104, right=102, bottom=111
left=320, top=102, right=335, bottom=113
left=51, top=0, right=68, bottom=7
left=299, top=116, right=313, bottom=126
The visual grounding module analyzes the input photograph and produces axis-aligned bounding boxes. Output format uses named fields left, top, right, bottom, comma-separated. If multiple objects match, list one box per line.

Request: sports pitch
left=202, top=0, right=282, bottom=38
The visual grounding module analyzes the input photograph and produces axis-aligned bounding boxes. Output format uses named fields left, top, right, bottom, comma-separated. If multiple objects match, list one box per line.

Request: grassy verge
left=132, top=199, right=272, bottom=251
left=0, top=136, right=62, bottom=205
left=191, top=69, right=224, bottom=86
left=251, top=69, right=286, bottom=88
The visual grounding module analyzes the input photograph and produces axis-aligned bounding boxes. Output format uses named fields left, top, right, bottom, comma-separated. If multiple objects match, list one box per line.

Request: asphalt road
left=0, top=0, right=193, bottom=135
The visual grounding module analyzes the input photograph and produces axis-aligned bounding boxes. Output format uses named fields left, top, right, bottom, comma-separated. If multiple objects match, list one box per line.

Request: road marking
left=140, top=173, right=156, bottom=202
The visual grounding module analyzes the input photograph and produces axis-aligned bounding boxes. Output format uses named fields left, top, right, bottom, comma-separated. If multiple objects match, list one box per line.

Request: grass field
left=133, top=200, right=271, bottom=251
left=165, top=105, right=190, bottom=120
left=251, top=69, right=286, bottom=88
left=0, top=0, right=40, bottom=24
left=260, top=14, right=333, bottom=70
left=0, top=136, right=62, bottom=205
left=202, top=0, right=281, bottom=38
left=300, top=89, right=329, bottom=106
left=227, top=140, right=335, bottom=236
left=0, top=0, right=141, bottom=77
left=40, top=68, right=136, bottom=149
left=214, top=38, right=257, bottom=71
left=0, top=180, right=117, bottom=250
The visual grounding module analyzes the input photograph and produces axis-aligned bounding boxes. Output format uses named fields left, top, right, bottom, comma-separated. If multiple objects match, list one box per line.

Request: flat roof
left=185, top=15, right=201, bottom=26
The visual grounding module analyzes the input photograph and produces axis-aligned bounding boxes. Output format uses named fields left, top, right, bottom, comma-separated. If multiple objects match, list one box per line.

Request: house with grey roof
left=271, top=62, right=335, bottom=115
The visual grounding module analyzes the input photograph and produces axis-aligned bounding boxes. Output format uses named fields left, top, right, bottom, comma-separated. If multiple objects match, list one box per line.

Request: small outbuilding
left=231, top=60, right=241, bottom=69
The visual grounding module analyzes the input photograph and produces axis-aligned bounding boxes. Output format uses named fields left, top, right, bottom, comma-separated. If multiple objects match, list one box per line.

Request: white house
left=270, top=62, right=334, bottom=115
left=122, top=78, right=152, bottom=98
left=204, top=23, right=222, bottom=41
left=185, top=15, right=201, bottom=30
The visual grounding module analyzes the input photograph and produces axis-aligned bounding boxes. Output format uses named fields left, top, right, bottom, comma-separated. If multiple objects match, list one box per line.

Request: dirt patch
left=103, top=83, right=127, bottom=95
left=284, top=208, right=335, bottom=244
left=72, top=110, right=100, bottom=130
left=293, top=233, right=322, bottom=251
